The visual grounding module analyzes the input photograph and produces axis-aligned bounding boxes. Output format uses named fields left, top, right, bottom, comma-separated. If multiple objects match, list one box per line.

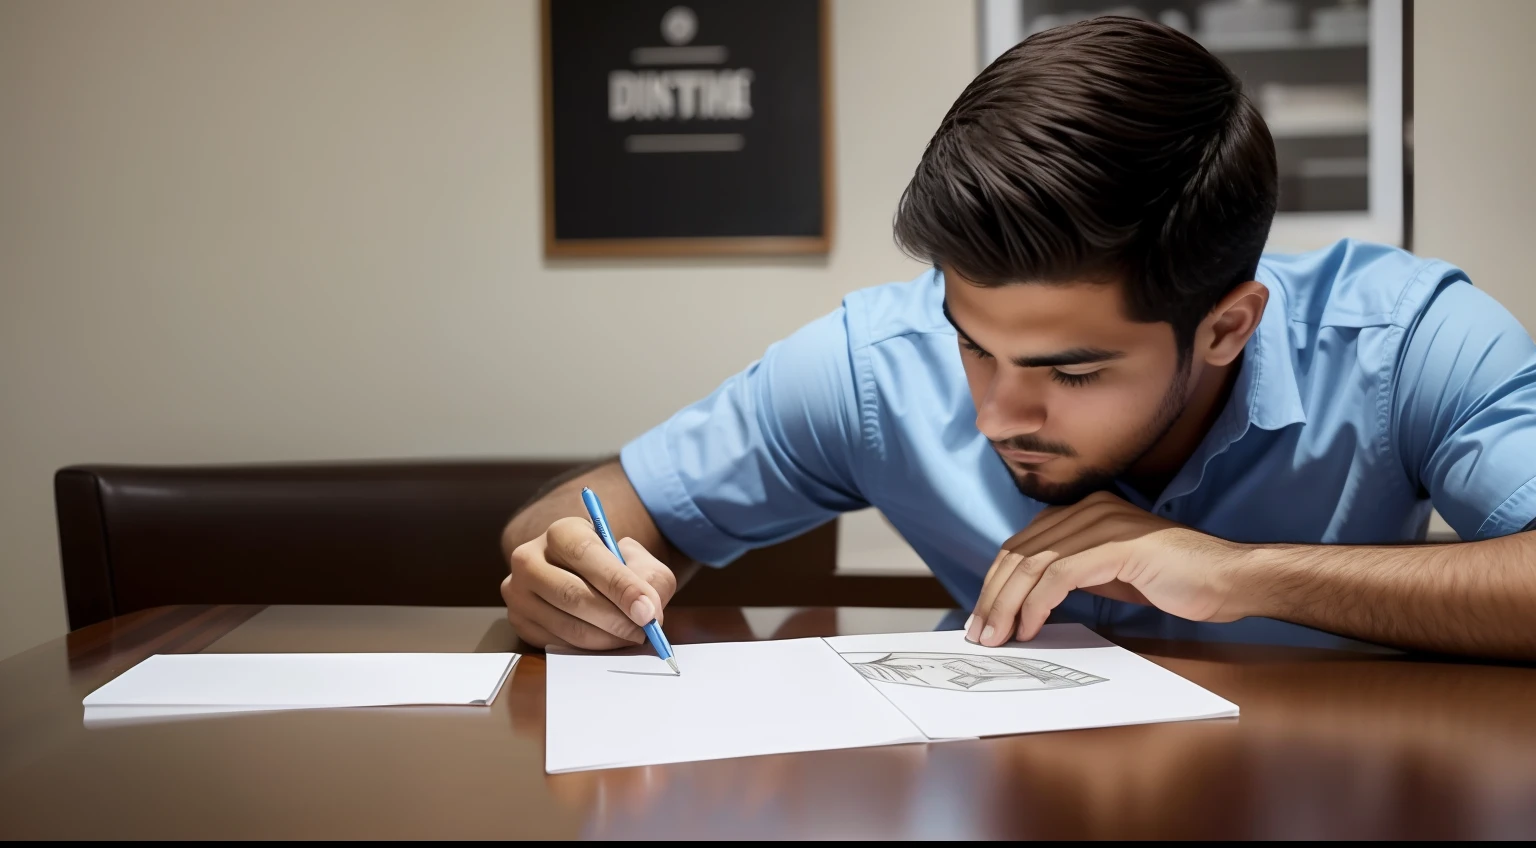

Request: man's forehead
left=942, top=276, right=1137, bottom=336
left=939, top=271, right=1180, bottom=364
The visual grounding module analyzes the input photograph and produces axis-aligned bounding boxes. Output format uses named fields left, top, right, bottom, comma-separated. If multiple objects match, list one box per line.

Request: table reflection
left=533, top=607, right=1536, bottom=839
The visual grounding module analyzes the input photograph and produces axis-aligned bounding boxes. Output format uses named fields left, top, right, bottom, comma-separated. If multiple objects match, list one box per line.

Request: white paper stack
left=546, top=624, right=1236, bottom=773
left=83, top=652, right=519, bottom=722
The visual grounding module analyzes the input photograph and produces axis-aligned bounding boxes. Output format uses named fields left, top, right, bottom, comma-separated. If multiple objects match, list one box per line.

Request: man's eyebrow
left=940, top=299, right=969, bottom=337
left=1011, top=347, right=1124, bottom=368
left=941, top=299, right=1124, bottom=368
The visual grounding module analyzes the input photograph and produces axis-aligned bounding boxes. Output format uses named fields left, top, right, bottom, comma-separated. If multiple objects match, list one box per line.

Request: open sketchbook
left=545, top=624, right=1236, bottom=773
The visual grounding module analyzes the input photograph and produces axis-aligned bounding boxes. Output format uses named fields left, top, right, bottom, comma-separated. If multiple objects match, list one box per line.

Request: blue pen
left=580, top=487, right=680, bottom=675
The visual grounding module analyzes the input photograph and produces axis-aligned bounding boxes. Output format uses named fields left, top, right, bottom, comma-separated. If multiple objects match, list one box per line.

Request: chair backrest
left=55, top=460, right=952, bottom=631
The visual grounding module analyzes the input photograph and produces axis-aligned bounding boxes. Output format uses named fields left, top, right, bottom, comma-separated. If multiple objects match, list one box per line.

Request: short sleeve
left=1393, top=280, right=1536, bottom=539
left=620, top=308, right=869, bottom=566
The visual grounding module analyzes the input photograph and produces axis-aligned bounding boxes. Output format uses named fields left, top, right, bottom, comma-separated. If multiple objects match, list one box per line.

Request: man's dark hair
left=893, top=17, right=1278, bottom=351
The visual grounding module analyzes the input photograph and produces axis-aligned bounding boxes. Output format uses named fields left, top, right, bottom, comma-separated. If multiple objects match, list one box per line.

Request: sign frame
left=541, top=0, right=834, bottom=258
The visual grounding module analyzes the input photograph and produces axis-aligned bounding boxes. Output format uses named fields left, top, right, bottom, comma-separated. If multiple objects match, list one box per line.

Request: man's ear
left=1196, top=281, right=1269, bottom=367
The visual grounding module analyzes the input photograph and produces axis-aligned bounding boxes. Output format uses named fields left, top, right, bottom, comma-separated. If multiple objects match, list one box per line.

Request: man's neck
left=1122, top=354, right=1242, bottom=502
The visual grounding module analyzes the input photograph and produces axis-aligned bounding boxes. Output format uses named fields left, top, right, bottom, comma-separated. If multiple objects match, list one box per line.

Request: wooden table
left=2, top=604, right=1535, bottom=839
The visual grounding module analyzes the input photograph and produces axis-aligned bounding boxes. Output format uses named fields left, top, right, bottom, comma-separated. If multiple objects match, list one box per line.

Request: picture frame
left=542, top=0, right=834, bottom=258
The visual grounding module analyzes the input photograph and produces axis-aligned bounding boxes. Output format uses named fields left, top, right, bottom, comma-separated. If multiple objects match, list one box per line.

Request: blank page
left=545, top=638, right=924, bottom=773
left=82, top=653, right=519, bottom=709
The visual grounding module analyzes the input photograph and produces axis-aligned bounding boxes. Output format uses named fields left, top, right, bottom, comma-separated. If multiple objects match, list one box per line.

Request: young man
left=501, top=18, right=1536, bottom=659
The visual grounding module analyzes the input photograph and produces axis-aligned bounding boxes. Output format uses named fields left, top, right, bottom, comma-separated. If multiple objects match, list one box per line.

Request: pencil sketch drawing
left=839, top=652, right=1108, bottom=692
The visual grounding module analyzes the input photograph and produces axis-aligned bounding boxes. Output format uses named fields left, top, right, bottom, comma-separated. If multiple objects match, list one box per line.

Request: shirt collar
left=1232, top=278, right=1308, bottom=432
left=1132, top=281, right=1308, bottom=509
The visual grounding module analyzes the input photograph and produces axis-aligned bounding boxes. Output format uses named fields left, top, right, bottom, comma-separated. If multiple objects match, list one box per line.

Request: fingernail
left=964, top=615, right=979, bottom=641
left=981, top=624, right=996, bottom=644
left=629, top=596, right=655, bottom=625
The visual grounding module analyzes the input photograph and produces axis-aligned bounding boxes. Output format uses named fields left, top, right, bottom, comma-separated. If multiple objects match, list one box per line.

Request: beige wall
left=3, top=0, right=1533, bottom=660
left=0, top=0, right=975, bottom=659
left=1413, top=0, right=1536, bottom=315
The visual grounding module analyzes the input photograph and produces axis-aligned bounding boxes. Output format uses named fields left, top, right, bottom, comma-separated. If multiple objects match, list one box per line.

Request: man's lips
left=998, top=448, right=1060, bottom=465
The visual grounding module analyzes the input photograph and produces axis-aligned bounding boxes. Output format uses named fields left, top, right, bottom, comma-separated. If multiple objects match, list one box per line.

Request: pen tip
left=667, top=657, right=680, bottom=675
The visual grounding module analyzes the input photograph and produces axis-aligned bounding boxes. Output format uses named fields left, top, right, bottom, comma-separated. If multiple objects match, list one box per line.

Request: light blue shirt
left=621, top=240, right=1536, bottom=646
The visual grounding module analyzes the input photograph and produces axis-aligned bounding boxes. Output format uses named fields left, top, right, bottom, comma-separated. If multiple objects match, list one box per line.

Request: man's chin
left=1010, top=469, right=1117, bottom=506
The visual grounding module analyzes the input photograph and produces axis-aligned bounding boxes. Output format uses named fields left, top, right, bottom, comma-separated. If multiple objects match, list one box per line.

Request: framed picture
left=542, top=0, right=832, bottom=257
left=977, top=0, right=1410, bottom=252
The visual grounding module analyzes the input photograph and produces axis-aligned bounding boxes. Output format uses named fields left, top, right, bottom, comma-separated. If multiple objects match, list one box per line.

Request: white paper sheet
left=82, top=653, right=519, bottom=721
left=544, top=638, right=926, bottom=773
left=825, top=624, right=1237, bottom=739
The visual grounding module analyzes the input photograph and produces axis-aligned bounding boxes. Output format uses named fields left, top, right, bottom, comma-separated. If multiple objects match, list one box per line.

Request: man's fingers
left=546, top=517, right=663, bottom=627
left=519, top=590, right=638, bottom=651
left=1007, top=493, right=1103, bottom=545
left=967, top=547, right=1015, bottom=639
left=974, top=504, right=1114, bottom=639
left=973, top=496, right=1134, bottom=644
left=969, top=550, right=1024, bottom=640
left=506, top=612, right=567, bottom=653
left=505, top=573, right=616, bottom=651
left=979, top=547, right=1011, bottom=590
left=1009, top=504, right=1077, bottom=547
left=972, top=501, right=1100, bottom=641
left=525, top=556, right=647, bottom=643
left=977, top=552, right=1060, bottom=646
left=1016, top=545, right=1126, bottom=641
left=1011, top=503, right=1122, bottom=562
left=618, top=537, right=677, bottom=607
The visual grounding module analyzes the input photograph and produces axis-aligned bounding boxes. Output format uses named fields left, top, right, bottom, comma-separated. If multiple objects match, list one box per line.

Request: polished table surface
left=2, top=604, right=1535, bottom=839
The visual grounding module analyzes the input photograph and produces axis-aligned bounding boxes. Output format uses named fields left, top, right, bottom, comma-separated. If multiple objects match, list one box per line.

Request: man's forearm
left=501, top=459, right=699, bottom=578
left=1228, top=531, right=1536, bottom=659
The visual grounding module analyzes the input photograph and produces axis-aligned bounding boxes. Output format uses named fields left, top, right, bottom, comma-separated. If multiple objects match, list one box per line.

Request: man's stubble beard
left=1005, top=361, right=1192, bottom=506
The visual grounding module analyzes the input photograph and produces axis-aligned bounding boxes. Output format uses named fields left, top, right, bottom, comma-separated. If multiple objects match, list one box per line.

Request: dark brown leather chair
left=55, top=461, right=953, bottom=631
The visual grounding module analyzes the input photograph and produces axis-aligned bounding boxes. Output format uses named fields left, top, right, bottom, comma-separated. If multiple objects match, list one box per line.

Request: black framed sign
left=542, top=0, right=831, bottom=257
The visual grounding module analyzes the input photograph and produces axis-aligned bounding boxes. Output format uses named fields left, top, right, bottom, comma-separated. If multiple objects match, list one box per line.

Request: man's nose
left=975, top=374, right=1045, bottom=441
